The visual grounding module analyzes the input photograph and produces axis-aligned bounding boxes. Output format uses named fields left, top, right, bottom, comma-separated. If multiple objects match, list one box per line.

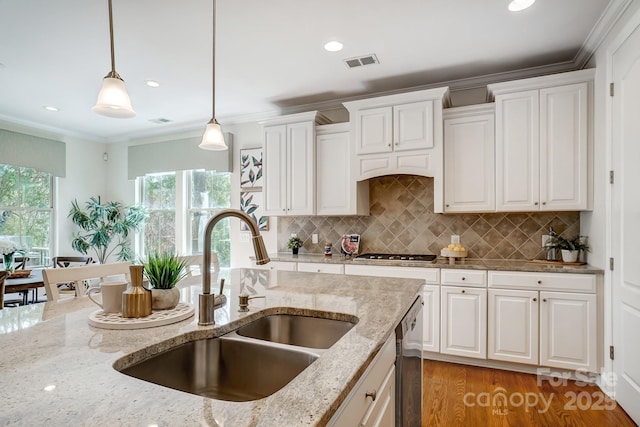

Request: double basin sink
left=116, top=313, right=357, bottom=402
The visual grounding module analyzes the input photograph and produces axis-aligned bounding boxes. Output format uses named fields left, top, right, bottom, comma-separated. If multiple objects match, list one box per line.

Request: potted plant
left=69, top=196, right=148, bottom=264
left=548, top=235, right=590, bottom=263
left=287, top=235, right=303, bottom=255
left=142, top=252, right=188, bottom=309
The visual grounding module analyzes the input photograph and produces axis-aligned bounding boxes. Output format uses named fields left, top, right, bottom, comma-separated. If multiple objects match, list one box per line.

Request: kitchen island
left=0, top=268, right=422, bottom=426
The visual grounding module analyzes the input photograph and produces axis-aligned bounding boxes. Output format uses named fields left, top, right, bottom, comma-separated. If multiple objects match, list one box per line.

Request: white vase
left=561, top=250, right=579, bottom=263
left=151, top=288, right=180, bottom=310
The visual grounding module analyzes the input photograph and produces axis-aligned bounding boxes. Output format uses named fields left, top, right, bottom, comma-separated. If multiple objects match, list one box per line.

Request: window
left=139, top=170, right=231, bottom=268
left=0, top=164, right=53, bottom=267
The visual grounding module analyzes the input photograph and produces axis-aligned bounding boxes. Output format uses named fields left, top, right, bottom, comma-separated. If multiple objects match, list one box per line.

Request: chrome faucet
left=199, top=209, right=270, bottom=326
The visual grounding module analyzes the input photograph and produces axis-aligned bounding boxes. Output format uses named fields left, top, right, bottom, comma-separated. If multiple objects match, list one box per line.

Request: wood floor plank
left=422, top=360, right=638, bottom=427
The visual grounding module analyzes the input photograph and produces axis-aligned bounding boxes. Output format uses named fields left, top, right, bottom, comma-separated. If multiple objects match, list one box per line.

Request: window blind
left=0, top=129, right=66, bottom=177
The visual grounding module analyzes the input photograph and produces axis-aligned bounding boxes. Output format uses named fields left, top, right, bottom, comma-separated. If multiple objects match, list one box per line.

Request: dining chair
left=50, top=256, right=94, bottom=296
left=42, top=262, right=132, bottom=302
left=0, top=271, right=7, bottom=309
left=177, top=253, right=219, bottom=287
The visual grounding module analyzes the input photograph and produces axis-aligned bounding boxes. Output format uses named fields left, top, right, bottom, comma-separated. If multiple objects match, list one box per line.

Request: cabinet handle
left=461, top=277, right=466, bottom=281
left=387, top=143, right=392, bottom=147
left=537, top=280, right=542, bottom=285
left=543, top=298, right=547, bottom=302
left=446, top=204, right=450, bottom=208
left=317, top=269, right=321, bottom=273
left=542, top=202, right=547, bottom=205
left=365, top=390, right=377, bottom=401
left=533, top=298, right=537, bottom=302
left=461, top=289, right=466, bottom=294
left=534, top=202, right=539, bottom=206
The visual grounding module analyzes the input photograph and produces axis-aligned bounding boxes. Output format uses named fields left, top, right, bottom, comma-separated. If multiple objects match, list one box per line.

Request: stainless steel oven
left=395, top=295, right=423, bottom=427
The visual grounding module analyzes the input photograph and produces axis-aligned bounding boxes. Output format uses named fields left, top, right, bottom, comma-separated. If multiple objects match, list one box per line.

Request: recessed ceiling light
left=43, top=385, right=56, bottom=392
left=508, top=0, right=535, bottom=12
left=43, top=106, right=59, bottom=112
left=324, top=41, right=344, bottom=52
left=145, top=80, right=160, bottom=88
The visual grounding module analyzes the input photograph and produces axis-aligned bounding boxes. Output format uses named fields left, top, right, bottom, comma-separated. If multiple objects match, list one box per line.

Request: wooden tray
left=526, top=259, right=587, bottom=266
left=8, top=270, right=32, bottom=279
left=88, top=303, right=194, bottom=330
left=440, top=249, right=468, bottom=265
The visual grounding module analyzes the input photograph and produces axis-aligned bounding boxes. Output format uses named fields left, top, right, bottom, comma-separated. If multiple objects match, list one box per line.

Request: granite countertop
left=0, top=268, right=422, bottom=426
left=266, top=253, right=604, bottom=274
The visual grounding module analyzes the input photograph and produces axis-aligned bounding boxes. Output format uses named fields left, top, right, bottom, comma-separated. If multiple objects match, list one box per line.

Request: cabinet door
left=316, top=130, right=350, bottom=215
left=539, top=291, right=597, bottom=372
left=488, top=289, right=539, bottom=364
left=287, top=121, right=315, bottom=215
left=393, top=100, right=434, bottom=151
left=539, top=83, right=588, bottom=210
left=361, top=365, right=395, bottom=427
left=296, top=262, right=344, bottom=275
left=263, top=125, right=287, bottom=215
left=444, top=112, right=495, bottom=212
left=355, top=106, right=393, bottom=154
left=422, top=285, right=440, bottom=353
left=441, top=286, right=487, bottom=359
left=495, top=90, right=540, bottom=211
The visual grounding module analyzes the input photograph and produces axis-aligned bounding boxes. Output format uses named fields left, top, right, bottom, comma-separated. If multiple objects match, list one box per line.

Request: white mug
left=87, top=281, right=128, bottom=314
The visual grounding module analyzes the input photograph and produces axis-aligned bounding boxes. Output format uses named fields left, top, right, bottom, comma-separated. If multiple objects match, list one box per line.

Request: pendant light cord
left=211, top=0, right=216, bottom=119
left=108, top=0, right=116, bottom=75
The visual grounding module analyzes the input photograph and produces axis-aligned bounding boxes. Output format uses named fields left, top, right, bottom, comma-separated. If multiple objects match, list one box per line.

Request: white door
left=539, top=291, right=596, bottom=372
left=316, top=129, right=349, bottom=215
left=612, top=20, right=640, bottom=423
left=356, top=106, right=392, bottom=154
left=539, top=83, right=588, bottom=211
left=393, top=100, right=434, bottom=151
left=488, top=289, right=539, bottom=364
left=263, top=125, right=287, bottom=215
left=441, top=286, right=487, bottom=359
left=287, top=121, right=315, bottom=215
left=421, top=285, right=440, bottom=353
left=495, top=90, right=540, bottom=211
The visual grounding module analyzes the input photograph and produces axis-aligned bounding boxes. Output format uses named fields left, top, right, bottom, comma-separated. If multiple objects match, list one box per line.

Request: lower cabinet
left=421, top=285, right=440, bottom=353
left=440, top=286, right=487, bottom=359
left=329, top=334, right=396, bottom=427
left=252, top=261, right=297, bottom=271
left=296, top=262, right=344, bottom=275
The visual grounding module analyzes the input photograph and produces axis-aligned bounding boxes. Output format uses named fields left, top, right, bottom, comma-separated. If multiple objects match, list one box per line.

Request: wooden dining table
left=4, top=269, right=44, bottom=305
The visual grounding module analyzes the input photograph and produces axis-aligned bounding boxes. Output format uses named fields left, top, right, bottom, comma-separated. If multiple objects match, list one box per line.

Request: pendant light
left=199, top=0, right=227, bottom=151
left=92, top=0, right=136, bottom=118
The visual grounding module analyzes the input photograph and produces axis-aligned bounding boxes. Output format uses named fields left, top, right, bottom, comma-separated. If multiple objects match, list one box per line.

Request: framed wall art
left=240, top=191, right=268, bottom=231
left=240, top=148, right=263, bottom=189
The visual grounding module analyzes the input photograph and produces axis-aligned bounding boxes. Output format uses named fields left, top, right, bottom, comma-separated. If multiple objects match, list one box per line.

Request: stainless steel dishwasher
left=395, top=295, right=423, bottom=427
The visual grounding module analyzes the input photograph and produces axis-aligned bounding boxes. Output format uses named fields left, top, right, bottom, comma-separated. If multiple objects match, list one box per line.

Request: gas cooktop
left=354, top=253, right=438, bottom=263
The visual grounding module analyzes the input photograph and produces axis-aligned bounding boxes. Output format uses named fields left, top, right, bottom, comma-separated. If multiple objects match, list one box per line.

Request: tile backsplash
left=278, top=175, right=580, bottom=260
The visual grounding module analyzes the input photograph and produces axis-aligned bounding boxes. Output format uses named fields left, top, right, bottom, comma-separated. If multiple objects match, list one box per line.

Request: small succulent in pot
left=287, top=235, right=304, bottom=255
left=142, top=252, right=188, bottom=309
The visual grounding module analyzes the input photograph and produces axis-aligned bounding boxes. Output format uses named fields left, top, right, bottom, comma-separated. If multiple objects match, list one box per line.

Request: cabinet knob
left=446, top=204, right=450, bottom=208
left=387, top=143, right=392, bottom=147
left=543, top=298, right=547, bottom=302
left=537, top=280, right=542, bottom=284
left=461, top=277, right=466, bottom=281
left=533, top=298, right=537, bottom=302
left=534, top=202, right=539, bottom=206
left=317, top=269, right=321, bottom=273
left=365, top=390, right=377, bottom=401
left=461, top=289, right=466, bottom=294
left=542, top=202, right=547, bottom=205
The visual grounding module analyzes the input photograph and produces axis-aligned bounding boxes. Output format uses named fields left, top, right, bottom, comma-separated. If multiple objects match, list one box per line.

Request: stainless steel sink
left=235, top=314, right=356, bottom=349
left=118, top=336, right=318, bottom=402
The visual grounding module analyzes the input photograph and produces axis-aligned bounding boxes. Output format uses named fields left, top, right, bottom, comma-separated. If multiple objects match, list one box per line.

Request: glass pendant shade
left=92, top=73, right=136, bottom=118
left=199, top=118, right=227, bottom=150
left=508, top=0, right=535, bottom=12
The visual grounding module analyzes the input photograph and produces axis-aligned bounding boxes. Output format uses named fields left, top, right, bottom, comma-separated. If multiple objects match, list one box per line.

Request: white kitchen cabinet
left=329, top=334, right=395, bottom=427
left=316, top=123, right=369, bottom=215
left=489, top=69, right=593, bottom=211
left=421, top=284, right=440, bottom=353
left=263, top=111, right=330, bottom=216
left=251, top=261, right=297, bottom=271
left=344, top=264, right=440, bottom=284
left=488, top=288, right=539, bottom=364
left=440, top=286, right=487, bottom=359
left=343, top=87, right=450, bottom=213
left=443, top=104, right=495, bottom=213
left=296, top=262, right=344, bottom=275
left=539, top=291, right=597, bottom=372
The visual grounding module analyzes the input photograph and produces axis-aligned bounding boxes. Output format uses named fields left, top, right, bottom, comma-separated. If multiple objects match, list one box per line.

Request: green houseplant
left=287, top=235, right=304, bottom=255
left=142, top=252, right=188, bottom=309
left=69, top=196, right=148, bottom=264
left=547, top=235, right=589, bottom=263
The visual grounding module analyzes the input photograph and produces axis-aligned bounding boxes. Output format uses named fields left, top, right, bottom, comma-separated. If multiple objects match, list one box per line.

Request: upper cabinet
left=344, top=87, right=450, bottom=213
left=488, top=69, right=593, bottom=212
left=443, top=104, right=496, bottom=213
left=316, top=123, right=369, bottom=216
left=262, top=111, right=330, bottom=216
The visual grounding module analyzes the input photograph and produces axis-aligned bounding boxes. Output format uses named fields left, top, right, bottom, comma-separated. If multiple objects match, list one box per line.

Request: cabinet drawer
left=345, top=264, right=440, bottom=284
left=252, top=261, right=297, bottom=271
left=488, top=271, right=596, bottom=293
left=297, top=262, right=344, bottom=275
left=441, top=269, right=486, bottom=287
left=329, top=334, right=396, bottom=426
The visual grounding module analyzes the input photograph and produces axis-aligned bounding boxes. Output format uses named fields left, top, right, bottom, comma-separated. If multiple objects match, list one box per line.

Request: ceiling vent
left=344, top=54, right=379, bottom=69
left=149, top=118, right=171, bottom=124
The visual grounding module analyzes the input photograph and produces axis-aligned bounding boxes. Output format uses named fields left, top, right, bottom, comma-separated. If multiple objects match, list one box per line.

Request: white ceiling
left=0, top=0, right=620, bottom=142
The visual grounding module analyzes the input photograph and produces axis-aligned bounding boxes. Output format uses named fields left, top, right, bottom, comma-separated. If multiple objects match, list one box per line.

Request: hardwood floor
left=422, top=360, right=637, bottom=427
